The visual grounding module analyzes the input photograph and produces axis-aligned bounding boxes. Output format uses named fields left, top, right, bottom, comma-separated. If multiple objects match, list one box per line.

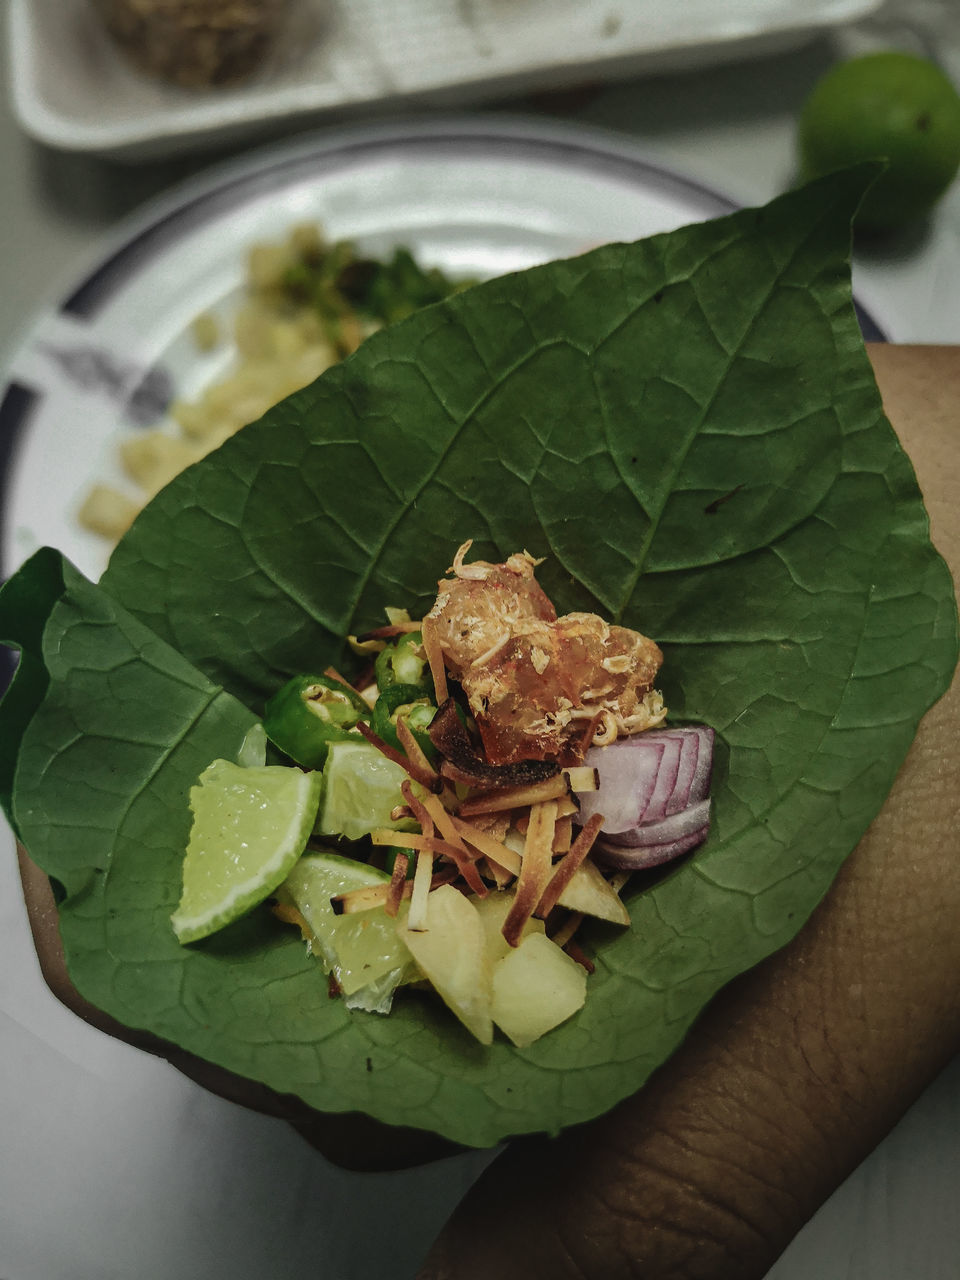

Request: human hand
left=14, top=346, right=959, bottom=1277
left=416, top=343, right=960, bottom=1279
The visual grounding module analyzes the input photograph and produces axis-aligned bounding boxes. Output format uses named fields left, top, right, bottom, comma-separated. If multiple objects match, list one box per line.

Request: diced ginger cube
left=396, top=884, right=493, bottom=1045
left=471, top=890, right=544, bottom=966
left=76, top=485, right=140, bottom=540
left=491, top=933, right=586, bottom=1048
left=558, top=859, right=630, bottom=926
left=190, top=310, right=221, bottom=352
left=247, top=242, right=295, bottom=290
left=119, top=432, right=200, bottom=495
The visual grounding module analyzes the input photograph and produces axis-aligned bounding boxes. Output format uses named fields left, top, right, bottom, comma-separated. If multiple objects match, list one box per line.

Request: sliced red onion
left=578, top=726, right=714, bottom=832
left=575, top=736, right=665, bottom=832
left=662, top=725, right=714, bottom=810
left=575, top=726, right=715, bottom=871
left=643, top=732, right=683, bottom=823
left=598, top=798, right=711, bottom=849
left=594, top=822, right=710, bottom=870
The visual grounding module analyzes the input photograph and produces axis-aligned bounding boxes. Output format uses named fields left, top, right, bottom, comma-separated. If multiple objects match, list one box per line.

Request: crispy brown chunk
left=423, top=545, right=556, bottom=676
left=422, top=543, right=666, bottom=765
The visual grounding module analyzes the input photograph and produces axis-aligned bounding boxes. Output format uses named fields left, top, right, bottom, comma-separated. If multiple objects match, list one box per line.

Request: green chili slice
left=372, top=682, right=437, bottom=758
left=374, top=631, right=430, bottom=694
left=263, top=673, right=370, bottom=770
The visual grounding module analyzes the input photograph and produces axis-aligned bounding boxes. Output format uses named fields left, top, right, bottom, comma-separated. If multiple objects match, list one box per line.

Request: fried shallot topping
left=421, top=541, right=666, bottom=765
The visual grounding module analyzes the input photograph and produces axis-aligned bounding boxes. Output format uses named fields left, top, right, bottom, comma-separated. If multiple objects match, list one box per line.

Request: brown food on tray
left=90, top=0, right=291, bottom=88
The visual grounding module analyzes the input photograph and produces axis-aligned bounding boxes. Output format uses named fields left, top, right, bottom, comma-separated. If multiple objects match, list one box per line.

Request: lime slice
left=171, top=759, right=322, bottom=944
left=316, top=739, right=413, bottom=841
left=281, top=851, right=413, bottom=998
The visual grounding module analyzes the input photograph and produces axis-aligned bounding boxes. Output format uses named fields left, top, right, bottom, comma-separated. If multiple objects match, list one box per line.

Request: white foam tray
left=9, top=0, right=883, bottom=158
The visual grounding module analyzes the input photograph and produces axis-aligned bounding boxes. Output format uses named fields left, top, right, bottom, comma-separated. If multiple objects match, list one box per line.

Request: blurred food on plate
left=89, top=0, right=293, bottom=88
left=78, top=223, right=471, bottom=542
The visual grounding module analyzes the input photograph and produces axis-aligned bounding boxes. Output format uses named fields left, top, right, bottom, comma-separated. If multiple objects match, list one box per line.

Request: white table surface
left=1, top=9, right=959, bottom=1279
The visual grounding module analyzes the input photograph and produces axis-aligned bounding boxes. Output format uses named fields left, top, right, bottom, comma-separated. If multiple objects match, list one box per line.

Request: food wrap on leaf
left=0, top=165, right=956, bottom=1149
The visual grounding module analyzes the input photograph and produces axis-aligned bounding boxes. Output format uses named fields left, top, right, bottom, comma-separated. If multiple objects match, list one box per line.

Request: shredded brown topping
left=536, top=813, right=604, bottom=920
left=356, top=720, right=441, bottom=793
left=501, top=800, right=558, bottom=948
left=384, top=852, right=409, bottom=918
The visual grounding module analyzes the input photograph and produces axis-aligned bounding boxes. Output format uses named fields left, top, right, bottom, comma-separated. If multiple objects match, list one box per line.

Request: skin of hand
left=12, top=346, right=960, bottom=1272
left=416, top=343, right=960, bottom=1279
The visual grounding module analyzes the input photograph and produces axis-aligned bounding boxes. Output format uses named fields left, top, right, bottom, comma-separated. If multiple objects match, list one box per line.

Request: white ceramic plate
left=0, top=116, right=886, bottom=605
left=9, top=0, right=885, bottom=157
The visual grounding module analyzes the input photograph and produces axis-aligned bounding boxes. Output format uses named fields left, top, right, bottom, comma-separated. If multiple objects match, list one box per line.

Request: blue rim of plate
left=0, top=119, right=887, bottom=691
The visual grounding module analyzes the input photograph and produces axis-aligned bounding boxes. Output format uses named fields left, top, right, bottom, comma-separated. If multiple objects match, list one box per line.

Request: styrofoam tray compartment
left=9, top=0, right=884, bottom=158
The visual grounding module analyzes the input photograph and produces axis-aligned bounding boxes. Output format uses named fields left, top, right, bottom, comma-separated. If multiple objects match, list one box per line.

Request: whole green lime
left=798, top=51, right=960, bottom=232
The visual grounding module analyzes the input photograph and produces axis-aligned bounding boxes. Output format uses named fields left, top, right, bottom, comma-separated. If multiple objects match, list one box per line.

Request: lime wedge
left=316, top=739, right=413, bottom=841
left=281, top=851, right=413, bottom=999
left=171, top=759, right=322, bottom=944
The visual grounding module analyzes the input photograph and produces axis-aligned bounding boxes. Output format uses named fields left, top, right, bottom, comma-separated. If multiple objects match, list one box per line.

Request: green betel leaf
left=1, top=168, right=957, bottom=1148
